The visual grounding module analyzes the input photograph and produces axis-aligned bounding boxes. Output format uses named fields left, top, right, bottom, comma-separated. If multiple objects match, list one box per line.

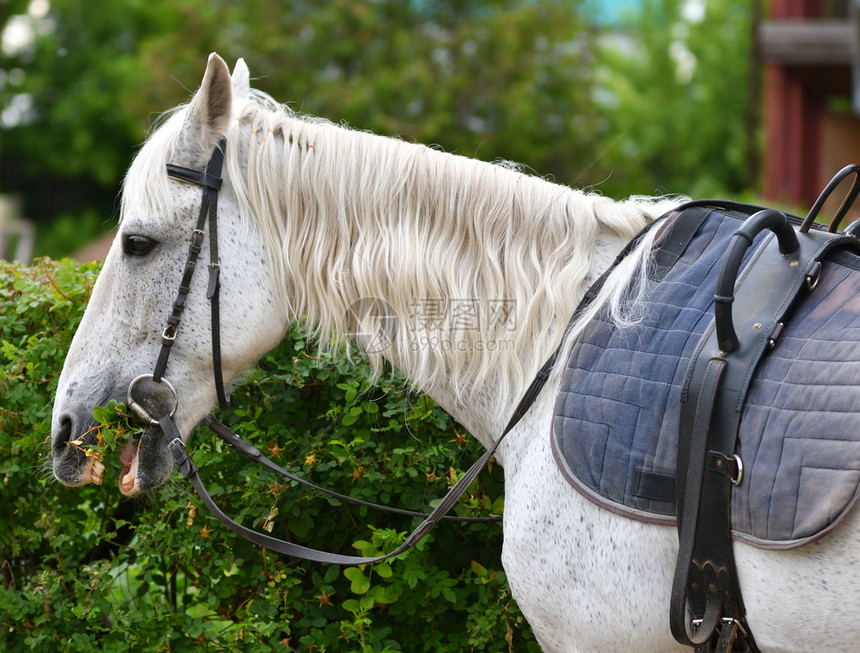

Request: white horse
left=51, top=54, right=860, bottom=652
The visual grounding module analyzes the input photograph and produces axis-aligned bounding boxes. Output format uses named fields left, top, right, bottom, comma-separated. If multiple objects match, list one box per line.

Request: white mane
left=122, top=88, right=681, bottom=405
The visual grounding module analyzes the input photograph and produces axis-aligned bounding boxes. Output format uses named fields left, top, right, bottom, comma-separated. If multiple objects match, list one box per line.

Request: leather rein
left=127, top=139, right=590, bottom=565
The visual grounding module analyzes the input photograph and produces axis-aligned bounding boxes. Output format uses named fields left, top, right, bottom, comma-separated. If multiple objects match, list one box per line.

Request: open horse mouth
left=119, top=435, right=141, bottom=495
left=53, top=417, right=174, bottom=496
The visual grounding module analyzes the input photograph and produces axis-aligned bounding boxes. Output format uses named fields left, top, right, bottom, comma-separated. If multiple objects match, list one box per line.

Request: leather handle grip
left=714, top=210, right=799, bottom=353
left=800, top=163, right=860, bottom=234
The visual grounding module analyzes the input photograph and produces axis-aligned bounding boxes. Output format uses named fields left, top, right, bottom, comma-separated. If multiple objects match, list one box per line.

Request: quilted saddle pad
left=552, top=204, right=860, bottom=550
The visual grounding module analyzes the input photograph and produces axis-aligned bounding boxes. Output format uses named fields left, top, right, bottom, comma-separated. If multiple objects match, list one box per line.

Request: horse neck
left=229, top=110, right=663, bottom=447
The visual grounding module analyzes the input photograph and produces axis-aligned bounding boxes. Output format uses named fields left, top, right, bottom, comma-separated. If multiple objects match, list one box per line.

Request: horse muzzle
left=51, top=375, right=180, bottom=495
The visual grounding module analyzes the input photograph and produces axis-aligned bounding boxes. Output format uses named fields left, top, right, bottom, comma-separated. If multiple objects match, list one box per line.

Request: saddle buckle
left=805, top=260, right=822, bottom=291
left=721, top=617, right=749, bottom=638
left=767, top=322, right=783, bottom=351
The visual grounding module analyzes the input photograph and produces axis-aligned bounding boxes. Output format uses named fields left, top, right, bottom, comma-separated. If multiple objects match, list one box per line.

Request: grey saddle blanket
left=552, top=205, right=860, bottom=550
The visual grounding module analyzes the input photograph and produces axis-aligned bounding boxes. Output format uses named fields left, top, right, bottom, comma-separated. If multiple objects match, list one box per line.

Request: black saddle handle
left=714, top=209, right=799, bottom=353
left=801, top=163, right=860, bottom=234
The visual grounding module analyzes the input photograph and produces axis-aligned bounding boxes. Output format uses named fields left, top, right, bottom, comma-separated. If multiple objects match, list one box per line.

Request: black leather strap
left=671, top=357, right=726, bottom=647
left=158, top=292, right=575, bottom=563
left=672, top=210, right=860, bottom=652
left=156, top=140, right=228, bottom=409
left=201, top=414, right=501, bottom=523
left=159, top=205, right=670, bottom=562
left=650, top=205, right=713, bottom=282
left=166, top=162, right=224, bottom=191
left=165, top=412, right=506, bottom=564
left=203, top=149, right=227, bottom=408
left=152, top=225, right=207, bottom=383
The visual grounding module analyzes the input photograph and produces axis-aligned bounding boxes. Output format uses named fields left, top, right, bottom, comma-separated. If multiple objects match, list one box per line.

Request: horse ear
left=180, top=53, right=233, bottom=158
left=231, top=58, right=250, bottom=99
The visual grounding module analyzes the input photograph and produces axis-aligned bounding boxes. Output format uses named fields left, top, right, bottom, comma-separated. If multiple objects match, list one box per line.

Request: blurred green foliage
left=1, top=0, right=755, bottom=257
left=595, top=0, right=753, bottom=198
left=0, top=258, right=536, bottom=652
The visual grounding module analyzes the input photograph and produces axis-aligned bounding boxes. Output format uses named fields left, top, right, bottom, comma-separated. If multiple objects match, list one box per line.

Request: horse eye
left=122, top=235, right=158, bottom=257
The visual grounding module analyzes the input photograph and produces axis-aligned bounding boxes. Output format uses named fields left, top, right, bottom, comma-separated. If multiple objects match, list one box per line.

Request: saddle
left=551, top=166, right=860, bottom=652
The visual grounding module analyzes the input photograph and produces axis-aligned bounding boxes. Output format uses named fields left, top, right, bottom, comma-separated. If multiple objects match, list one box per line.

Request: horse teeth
left=90, top=461, right=105, bottom=485
left=121, top=473, right=134, bottom=493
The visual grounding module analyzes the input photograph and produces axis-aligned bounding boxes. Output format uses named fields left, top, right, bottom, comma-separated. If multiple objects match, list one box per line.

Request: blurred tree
left=238, top=0, right=599, bottom=179
left=1, top=0, right=597, bottom=257
left=1, top=0, right=181, bottom=253
left=2, top=0, right=755, bottom=256
left=592, top=0, right=753, bottom=198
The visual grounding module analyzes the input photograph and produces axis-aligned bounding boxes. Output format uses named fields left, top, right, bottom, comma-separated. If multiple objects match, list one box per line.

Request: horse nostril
left=54, top=416, right=74, bottom=455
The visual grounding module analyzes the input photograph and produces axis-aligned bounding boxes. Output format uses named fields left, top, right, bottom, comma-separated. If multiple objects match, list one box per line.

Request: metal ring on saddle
left=127, top=373, right=178, bottom=426
left=731, top=454, right=744, bottom=486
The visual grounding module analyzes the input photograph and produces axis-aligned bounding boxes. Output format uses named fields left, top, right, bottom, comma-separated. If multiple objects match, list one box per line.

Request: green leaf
left=470, top=560, right=488, bottom=578
left=92, top=405, right=112, bottom=424
left=374, top=563, right=392, bottom=578
left=342, top=409, right=361, bottom=426
left=352, top=540, right=377, bottom=556
left=288, top=513, right=313, bottom=539
left=368, top=584, right=399, bottom=605
left=344, top=567, right=371, bottom=595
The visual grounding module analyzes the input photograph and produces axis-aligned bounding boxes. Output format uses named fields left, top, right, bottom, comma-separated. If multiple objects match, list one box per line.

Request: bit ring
left=127, top=374, right=178, bottom=426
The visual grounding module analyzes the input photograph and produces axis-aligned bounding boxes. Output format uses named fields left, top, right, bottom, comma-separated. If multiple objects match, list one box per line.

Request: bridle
left=157, top=137, right=229, bottom=409
left=122, top=138, right=658, bottom=564
left=127, top=138, right=229, bottom=426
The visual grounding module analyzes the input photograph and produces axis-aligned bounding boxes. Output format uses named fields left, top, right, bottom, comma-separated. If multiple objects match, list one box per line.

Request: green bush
left=0, top=258, right=538, bottom=652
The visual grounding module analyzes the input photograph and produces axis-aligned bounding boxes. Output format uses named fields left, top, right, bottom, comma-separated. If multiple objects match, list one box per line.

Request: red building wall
left=763, top=0, right=858, bottom=214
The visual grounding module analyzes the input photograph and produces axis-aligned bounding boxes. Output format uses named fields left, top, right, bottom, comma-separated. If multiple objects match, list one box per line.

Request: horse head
left=51, top=54, right=288, bottom=495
